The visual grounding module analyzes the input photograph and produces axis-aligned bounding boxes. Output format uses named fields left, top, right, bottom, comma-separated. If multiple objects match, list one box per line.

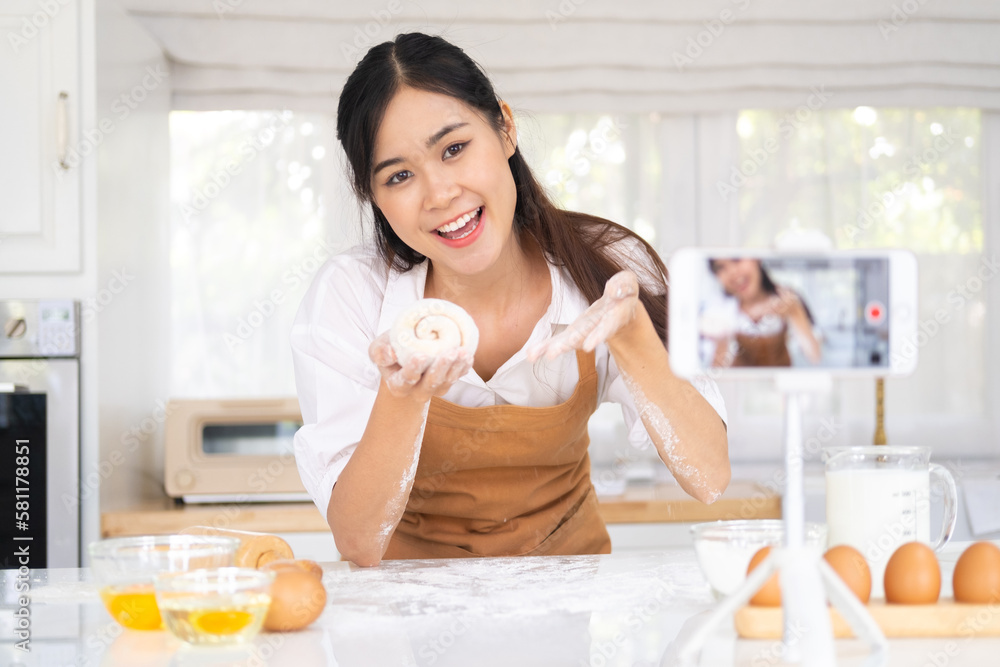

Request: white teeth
left=437, top=208, right=481, bottom=234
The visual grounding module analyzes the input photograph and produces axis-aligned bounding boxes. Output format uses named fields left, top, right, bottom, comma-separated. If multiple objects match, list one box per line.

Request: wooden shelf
left=100, top=479, right=779, bottom=537
left=101, top=499, right=328, bottom=537
left=596, top=479, right=780, bottom=524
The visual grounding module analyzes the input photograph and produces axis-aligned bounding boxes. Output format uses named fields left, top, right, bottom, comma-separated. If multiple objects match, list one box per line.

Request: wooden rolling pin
left=180, top=526, right=294, bottom=567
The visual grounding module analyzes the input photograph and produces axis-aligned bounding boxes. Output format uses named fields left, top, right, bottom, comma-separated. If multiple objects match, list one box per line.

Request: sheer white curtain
left=122, top=1, right=1000, bottom=113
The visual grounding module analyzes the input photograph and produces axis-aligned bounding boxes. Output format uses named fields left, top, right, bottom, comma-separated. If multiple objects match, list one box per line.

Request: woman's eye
left=386, top=170, right=412, bottom=185
left=444, top=142, right=467, bottom=158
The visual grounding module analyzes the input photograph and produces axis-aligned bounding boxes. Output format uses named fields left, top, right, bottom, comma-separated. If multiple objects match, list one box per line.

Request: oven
left=0, top=300, right=80, bottom=568
left=164, top=398, right=308, bottom=503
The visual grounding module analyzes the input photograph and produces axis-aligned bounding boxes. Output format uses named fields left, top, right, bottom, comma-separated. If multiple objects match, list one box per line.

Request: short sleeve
left=291, top=249, right=387, bottom=520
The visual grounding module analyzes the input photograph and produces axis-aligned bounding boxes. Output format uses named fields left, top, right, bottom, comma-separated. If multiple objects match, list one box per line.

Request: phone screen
left=700, top=256, right=890, bottom=369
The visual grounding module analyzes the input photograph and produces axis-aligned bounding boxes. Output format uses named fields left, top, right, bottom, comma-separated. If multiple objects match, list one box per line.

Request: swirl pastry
left=389, top=298, right=479, bottom=366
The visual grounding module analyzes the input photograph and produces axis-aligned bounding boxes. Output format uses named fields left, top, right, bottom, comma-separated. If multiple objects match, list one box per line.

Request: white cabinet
left=0, top=0, right=81, bottom=273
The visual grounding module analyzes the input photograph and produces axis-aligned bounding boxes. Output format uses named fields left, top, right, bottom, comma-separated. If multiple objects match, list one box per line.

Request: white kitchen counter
left=2, top=544, right=998, bottom=666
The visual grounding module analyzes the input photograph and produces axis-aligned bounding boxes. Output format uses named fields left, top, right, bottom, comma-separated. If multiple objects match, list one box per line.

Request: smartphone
left=668, top=248, right=918, bottom=378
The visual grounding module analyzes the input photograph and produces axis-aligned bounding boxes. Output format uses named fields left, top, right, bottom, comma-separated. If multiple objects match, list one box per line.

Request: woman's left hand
left=744, top=286, right=802, bottom=321
left=527, top=270, right=640, bottom=361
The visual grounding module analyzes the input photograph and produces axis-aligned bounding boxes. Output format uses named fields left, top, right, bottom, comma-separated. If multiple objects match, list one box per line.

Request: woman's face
left=712, top=258, right=762, bottom=299
left=370, top=86, right=518, bottom=278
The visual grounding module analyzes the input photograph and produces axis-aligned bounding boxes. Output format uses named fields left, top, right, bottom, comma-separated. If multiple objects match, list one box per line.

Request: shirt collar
left=376, top=259, right=429, bottom=339
left=377, top=254, right=588, bottom=341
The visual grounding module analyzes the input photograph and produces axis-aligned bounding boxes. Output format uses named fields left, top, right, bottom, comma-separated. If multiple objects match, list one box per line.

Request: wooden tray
left=735, top=600, right=1000, bottom=638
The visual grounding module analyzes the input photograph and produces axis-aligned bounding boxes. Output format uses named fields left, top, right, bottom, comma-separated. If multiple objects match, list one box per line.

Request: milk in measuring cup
left=825, top=467, right=930, bottom=598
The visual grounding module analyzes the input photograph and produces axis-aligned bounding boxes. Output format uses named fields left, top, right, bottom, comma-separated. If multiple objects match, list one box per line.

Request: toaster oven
left=164, top=398, right=309, bottom=503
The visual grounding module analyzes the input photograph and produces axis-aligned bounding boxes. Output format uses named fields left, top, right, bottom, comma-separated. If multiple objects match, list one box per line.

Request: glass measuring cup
left=823, top=446, right=957, bottom=598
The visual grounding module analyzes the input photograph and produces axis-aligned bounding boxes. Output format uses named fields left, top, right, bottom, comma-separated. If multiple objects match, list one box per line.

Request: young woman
left=292, top=33, right=729, bottom=567
left=708, top=258, right=821, bottom=367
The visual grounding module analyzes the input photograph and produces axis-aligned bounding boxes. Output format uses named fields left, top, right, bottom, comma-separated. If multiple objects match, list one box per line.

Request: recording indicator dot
left=865, top=301, right=886, bottom=325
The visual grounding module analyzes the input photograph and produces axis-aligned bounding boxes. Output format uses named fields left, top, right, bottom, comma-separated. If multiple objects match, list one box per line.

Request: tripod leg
left=676, top=552, right=781, bottom=665
left=818, top=559, right=888, bottom=664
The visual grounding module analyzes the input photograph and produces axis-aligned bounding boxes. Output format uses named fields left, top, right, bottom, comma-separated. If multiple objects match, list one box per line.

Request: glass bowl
left=690, top=520, right=828, bottom=598
left=88, top=535, right=240, bottom=630
left=154, top=567, right=274, bottom=646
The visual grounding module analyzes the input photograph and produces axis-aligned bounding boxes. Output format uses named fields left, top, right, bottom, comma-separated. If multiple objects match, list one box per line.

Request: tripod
left=676, top=378, right=888, bottom=666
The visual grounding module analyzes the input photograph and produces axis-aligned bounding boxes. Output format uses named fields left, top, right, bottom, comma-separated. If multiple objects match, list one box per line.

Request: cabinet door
left=0, top=0, right=81, bottom=273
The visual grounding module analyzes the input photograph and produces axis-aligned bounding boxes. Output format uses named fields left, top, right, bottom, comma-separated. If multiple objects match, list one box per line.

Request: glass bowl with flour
left=690, top=520, right=827, bottom=598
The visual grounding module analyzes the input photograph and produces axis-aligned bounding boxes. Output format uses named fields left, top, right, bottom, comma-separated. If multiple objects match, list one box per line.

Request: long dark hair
left=336, top=33, right=669, bottom=343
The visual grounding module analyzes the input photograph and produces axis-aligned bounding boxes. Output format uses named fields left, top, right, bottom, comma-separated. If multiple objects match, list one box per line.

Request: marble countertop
left=2, top=545, right=999, bottom=667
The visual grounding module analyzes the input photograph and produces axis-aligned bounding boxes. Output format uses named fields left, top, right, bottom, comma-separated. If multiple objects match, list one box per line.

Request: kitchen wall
left=93, top=0, right=172, bottom=515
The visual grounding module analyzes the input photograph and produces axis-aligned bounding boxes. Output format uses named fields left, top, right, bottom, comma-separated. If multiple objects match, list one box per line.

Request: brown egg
left=953, top=541, right=1000, bottom=604
left=263, top=568, right=327, bottom=632
left=748, top=546, right=781, bottom=606
left=884, top=542, right=941, bottom=604
left=824, top=545, right=872, bottom=604
left=262, top=558, right=324, bottom=580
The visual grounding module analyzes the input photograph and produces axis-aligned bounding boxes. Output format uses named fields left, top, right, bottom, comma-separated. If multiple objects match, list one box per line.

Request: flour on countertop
left=324, top=552, right=710, bottom=619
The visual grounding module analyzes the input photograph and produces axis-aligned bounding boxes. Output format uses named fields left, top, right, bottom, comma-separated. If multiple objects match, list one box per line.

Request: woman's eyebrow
left=372, top=122, right=470, bottom=177
left=425, top=122, right=468, bottom=149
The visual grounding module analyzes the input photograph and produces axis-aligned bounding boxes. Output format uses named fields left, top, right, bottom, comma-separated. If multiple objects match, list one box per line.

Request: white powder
left=621, top=371, right=717, bottom=502
left=21, top=581, right=99, bottom=602
left=375, top=402, right=430, bottom=551
left=324, top=552, right=710, bottom=619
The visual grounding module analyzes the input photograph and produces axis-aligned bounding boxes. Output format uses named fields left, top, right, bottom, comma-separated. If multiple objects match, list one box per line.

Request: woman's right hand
left=368, top=331, right=472, bottom=403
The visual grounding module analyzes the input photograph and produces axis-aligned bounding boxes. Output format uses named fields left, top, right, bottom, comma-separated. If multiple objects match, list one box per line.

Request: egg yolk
left=191, top=610, right=254, bottom=635
left=100, top=585, right=163, bottom=630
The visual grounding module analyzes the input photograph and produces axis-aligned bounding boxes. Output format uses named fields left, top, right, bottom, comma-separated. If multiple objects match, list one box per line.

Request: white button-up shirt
left=291, top=244, right=727, bottom=518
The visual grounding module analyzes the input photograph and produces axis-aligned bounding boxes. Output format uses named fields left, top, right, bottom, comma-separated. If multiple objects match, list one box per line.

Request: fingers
left=384, top=353, right=429, bottom=393
left=528, top=274, right=640, bottom=361
left=774, top=286, right=799, bottom=308
left=382, top=348, right=472, bottom=400
left=527, top=322, right=588, bottom=362
left=422, top=351, right=457, bottom=388
left=582, top=313, right=623, bottom=351
left=604, top=270, right=639, bottom=301
left=525, top=341, right=544, bottom=362
left=531, top=336, right=573, bottom=362
left=411, top=350, right=472, bottom=398
left=368, top=332, right=397, bottom=368
left=444, top=350, right=472, bottom=385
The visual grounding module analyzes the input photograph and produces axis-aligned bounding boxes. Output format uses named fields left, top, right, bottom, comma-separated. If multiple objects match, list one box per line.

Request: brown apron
left=734, top=324, right=791, bottom=367
left=383, top=349, right=612, bottom=559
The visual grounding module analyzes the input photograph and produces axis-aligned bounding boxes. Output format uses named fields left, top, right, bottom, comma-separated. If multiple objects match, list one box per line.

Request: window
left=518, top=112, right=660, bottom=244
left=724, top=108, right=986, bottom=457
left=169, top=111, right=358, bottom=397
left=168, top=107, right=992, bottom=460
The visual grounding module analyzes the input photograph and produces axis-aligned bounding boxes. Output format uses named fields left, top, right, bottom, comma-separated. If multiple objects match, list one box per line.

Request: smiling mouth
left=436, top=207, right=483, bottom=240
